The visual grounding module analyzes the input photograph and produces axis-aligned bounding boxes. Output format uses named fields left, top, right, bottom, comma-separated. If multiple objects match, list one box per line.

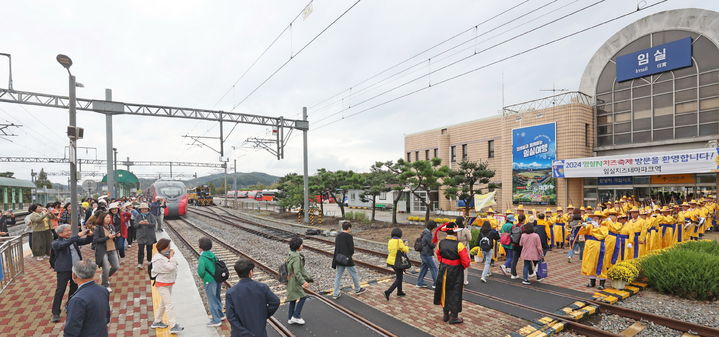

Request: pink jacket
left=519, top=233, right=544, bottom=261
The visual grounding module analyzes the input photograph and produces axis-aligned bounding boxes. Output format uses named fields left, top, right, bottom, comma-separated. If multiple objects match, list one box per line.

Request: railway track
left=164, top=217, right=397, bottom=337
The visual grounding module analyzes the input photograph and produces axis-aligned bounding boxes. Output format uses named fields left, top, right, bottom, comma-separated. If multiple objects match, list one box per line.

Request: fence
left=0, top=235, right=24, bottom=294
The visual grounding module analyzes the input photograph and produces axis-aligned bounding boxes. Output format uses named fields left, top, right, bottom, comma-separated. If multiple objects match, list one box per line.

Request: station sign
left=616, top=37, right=692, bottom=82
left=598, top=177, right=633, bottom=185
left=552, top=147, right=719, bottom=178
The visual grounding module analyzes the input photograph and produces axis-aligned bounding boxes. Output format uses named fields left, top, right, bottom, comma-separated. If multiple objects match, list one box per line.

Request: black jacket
left=0, top=214, right=14, bottom=236
left=420, top=228, right=436, bottom=256
left=226, top=278, right=280, bottom=337
left=535, top=223, right=550, bottom=251
left=52, top=235, right=93, bottom=272
left=332, top=231, right=355, bottom=268
left=64, top=281, right=110, bottom=337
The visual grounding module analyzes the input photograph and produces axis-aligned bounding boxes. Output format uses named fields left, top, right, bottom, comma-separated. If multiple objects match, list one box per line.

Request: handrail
left=0, top=235, right=25, bottom=294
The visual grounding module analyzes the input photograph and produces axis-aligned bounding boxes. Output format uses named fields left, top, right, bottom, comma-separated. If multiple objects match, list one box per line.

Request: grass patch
left=641, top=240, right=719, bottom=301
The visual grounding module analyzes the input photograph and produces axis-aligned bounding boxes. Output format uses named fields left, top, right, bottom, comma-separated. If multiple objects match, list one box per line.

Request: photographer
left=0, top=210, right=15, bottom=237
left=134, top=203, right=157, bottom=269
left=50, top=224, right=94, bottom=323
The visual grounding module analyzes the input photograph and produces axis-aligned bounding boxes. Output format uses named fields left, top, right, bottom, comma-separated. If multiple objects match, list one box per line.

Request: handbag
left=394, top=250, right=411, bottom=270
left=334, top=253, right=351, bottom=266
left=536, top=260, right=548, bottom=279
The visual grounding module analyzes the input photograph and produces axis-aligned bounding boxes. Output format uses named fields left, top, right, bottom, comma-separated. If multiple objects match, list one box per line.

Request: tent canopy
left=101, top=170, right=139, bottom=184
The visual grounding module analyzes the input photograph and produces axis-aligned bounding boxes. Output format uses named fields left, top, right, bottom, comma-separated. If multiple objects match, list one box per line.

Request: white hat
left=108, top=202, right=119, bottom=209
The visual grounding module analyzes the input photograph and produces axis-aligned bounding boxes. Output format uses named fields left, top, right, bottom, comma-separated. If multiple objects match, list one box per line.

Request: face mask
left=161, top=250, right=170, bottom=257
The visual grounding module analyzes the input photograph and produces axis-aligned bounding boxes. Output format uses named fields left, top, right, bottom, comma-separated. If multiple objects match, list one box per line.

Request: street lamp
left=57, top=54, right=82, bottom=235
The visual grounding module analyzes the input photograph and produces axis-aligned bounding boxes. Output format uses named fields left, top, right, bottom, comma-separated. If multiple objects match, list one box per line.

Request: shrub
left=344, top=211, right=369, bottom=223
left=641, top=242, right=719, bottom=301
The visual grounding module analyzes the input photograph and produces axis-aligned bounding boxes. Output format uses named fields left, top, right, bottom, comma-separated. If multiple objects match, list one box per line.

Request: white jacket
left=151, top=253, right=178, bottom=284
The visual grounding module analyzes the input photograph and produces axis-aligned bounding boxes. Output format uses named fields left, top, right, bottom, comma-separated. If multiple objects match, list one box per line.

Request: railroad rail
left=164, top=217, right=397, bottom=337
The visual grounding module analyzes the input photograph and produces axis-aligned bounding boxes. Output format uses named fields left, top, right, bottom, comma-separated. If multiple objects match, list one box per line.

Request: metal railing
left=502, top=91, right=592, bottom=116
left=0, top=235, right=24, bottom=294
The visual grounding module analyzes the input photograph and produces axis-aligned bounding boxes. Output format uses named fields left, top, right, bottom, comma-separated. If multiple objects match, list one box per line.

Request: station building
left=404, top=8, right=719, bottom=211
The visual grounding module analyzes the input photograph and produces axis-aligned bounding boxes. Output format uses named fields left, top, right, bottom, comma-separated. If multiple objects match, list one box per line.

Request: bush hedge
left=641, top=240, right=719, bottom=301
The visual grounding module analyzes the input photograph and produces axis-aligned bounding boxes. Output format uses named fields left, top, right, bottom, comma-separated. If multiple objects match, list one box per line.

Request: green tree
left=400, top=158, right=450, bottom=224
left=374, top=160, right=408, bottom=225
left=276, top=173, right=305, bottom=211
left=443, top=160, right=496, bottom=216
left=0, top=172, right=14, bottom=178
left=313, top=169, right=362, bottom=218
left=35, top=168, right=52, bottom=189
left=207, top=182, right=216, bottom=194
left=359, top=162, right=395, bottom=222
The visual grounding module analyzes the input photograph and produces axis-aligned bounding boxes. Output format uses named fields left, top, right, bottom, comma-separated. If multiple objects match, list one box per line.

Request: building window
left=461, top=144, right=467, bottom=161
left=585, top=123, right=590, bottom=147
left=433, top=148, right=438, bottom=159
left=379, top=191, right=387, bottom=200
left=415, top=151, right=419, bottom=161
left=406, top=152, right=411, bottom=162
left=595, top=31, right=719, bottom=147
left=425, top=149, right=430, bottom=160
left=488, top=140, right=495, bottom=158
left=450, top=146, right=456, bottom=162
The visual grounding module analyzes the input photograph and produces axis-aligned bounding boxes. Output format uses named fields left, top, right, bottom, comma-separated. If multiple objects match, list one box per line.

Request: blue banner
left=512, top=123, right=556, bottom=205
left=616, top=37, right=692, bottom=82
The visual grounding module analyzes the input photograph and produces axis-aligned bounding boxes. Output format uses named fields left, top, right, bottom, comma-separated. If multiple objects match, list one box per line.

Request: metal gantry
left=0, top=156, right=226, bottom=168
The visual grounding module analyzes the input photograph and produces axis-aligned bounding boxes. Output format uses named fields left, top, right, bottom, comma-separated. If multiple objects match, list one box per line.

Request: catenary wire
left=313, top=0, right=605, bottom=125
left=311, top=0, right=670, bottom=131
left=310, top=0, right=572, bottom=120
left=230, top=0, right=363, bottom=111
left=308, top=0, right=532, bottom=112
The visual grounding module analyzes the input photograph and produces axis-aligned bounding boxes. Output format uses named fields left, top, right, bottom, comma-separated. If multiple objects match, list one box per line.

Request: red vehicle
left=255, top=189, right=279, bottom=201
left=147, top=180, right=188, bottom=218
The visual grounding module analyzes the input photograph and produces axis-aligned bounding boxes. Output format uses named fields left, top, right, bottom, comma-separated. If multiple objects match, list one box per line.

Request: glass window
left=676, top=101, right=697, bottom=114
left=653, top=93, right=673, bottom=116
left=633, top=84, right=650, bottom=98
left=406, top=152, right=411, bottom=162
left=675, top=113, right=697, bottom=126
left=450, top=146, right=456, bottom=162
left=676, top=88, right=697, bottom=102
left=676, top=126, right=697, bottom=138
left=614, top=100, right=630, bottom=112
left=614, top=122, right=631, bottom=133
left=699, top=71, right=719, bottom=86
left=598, top=135, right=611, bottom=146
left=700, top=97, right=719, bottom=110
left=597, top=115, right=613, bottom=124
left=673, top=64, right=697, bottom=77
left=633, top=97, right=650, bottom=117
left=633, top=176, right=650, bottom=184
left=699, top=123, right=718, bottom=136
left=633, top=118, right=650, bottom=131
left=653, top=80, right=673, bottom=94
left=695, top=36, right=719, bottom=72
left=425, top=149, right=430, bottom=160
left=584, top=178, right=598, bottom=186
left=596, top=93, right=612, bottom=105
left=614, top=89, right=631, bottom=101
left=584, top=188, right=598, bottom=199
left=433, top=148, right=438, bottom=159
left=653, top=128, right=673, bottom=141
left=598, top=125, right=612, bottom=135
left=675, top=76, right=696, bottom=90
left=415, top=151, right=419, bottom=161
left=700, top=84, right=719, bottom=98
left=697, top=174, right=717, bottom=184
left=615, top=113, right=630, bottom=122
left=596, top=62, right=616, bottom=94
left=633, top=131, right=650, bottom=143
left=488, top=140, right=494, bottom=158
left=597, top=103, right=611, bottom=115
left=654, top=115, right=673, bottom=128
left=615, top=133, right=631, bottom=144
left=700, top=109, right=719, bottom=123
left=461, top=144, right=467, bottom=161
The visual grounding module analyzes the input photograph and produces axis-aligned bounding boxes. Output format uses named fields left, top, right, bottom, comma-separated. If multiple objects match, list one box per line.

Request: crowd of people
left=9, top=192, right=715, bottom=336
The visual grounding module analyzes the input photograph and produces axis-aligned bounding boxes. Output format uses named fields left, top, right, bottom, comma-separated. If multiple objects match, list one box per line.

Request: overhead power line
left=312, top=0, right=669, bottom=131
left=309, top=0, right=533, bottom=112
left=230, top=0, right=363, bottom=111
left=313, top=0, right=606, bottom=126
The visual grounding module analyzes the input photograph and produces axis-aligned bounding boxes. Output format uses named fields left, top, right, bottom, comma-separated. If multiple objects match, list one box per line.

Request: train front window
left=159, top=187, right=183, bottom=198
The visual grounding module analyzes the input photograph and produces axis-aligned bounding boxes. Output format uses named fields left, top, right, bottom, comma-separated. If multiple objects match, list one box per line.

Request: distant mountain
left=183, top=172, right=280, bottom=189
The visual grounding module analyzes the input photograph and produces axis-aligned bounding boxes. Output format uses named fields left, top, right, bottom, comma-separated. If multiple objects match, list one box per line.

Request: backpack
left=147, top=262, right=157, bottom=286
left=277, top=258, right=290, bottom=284
left=414, top=236, right=424, bottom=252
left=478, top=233, right=492, bottom=251
left=510, top=224, right=523, bottom=244
left=213, top=259, right=230, bottom=283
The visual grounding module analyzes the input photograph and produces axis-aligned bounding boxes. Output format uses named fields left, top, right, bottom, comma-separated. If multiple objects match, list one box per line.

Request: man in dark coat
left=51, top=224, right=94, bottom=323
left=64, top=260, right=110, bottom=337
left=434, top=221, right=471, bottom=324
left=226, top=259, right=280, bottom=337
left=331, top=221, right=366, bottom=299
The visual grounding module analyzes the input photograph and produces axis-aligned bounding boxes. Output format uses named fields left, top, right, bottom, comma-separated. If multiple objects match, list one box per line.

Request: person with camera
left=50, top=224, right=94, bottom=323
left=134, top=203, right=157, bottom=269
left=331, top=221, right=366, bottom=300
left=93, top=212, right=121, bottom=292
left=0, top=210, right=15, bottom=237
left=29, top=203, right=55, bottom=260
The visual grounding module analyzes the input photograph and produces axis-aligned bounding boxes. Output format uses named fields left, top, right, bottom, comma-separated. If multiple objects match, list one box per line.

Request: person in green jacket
left=286, top=237, right=313, bottom=325
left=197, top=237, right=225, bottom=326
left=499, top=214, right=516, bottom=275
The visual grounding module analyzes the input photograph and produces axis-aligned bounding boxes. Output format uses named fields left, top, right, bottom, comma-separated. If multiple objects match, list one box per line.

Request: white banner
left=474, top=191, right=496, bottom=211
left=552, top=147, right=719, bottom=178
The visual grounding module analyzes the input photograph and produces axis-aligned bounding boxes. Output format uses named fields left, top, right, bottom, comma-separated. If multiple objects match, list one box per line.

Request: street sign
left=616, top=37, right=692, bottom=82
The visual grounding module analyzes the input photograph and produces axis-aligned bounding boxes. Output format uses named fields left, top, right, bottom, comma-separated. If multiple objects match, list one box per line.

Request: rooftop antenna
left=540, top=83, right=569, bottom=105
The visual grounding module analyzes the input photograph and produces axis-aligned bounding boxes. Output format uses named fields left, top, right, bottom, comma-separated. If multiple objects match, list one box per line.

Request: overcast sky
left=1, top=0, right=717, bottom=184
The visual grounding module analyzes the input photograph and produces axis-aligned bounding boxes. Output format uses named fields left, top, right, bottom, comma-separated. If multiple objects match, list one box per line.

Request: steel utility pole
left=105, top=89, right=115, bottom=198
left=302, top=107, right=309, bottom=225
left=57, top=54, right=81, bottom=235
left=233, top=159, right=237, bottom=209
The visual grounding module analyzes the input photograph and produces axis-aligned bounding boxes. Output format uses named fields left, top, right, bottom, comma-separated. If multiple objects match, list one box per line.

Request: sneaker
left=150, top=321, right=168, bottom=329
left=522, top=280, right=531, bottom=285
left=415, top=284, right=427, bottom=288
left=127, top=244, right=132, bottom=248
left=537, top=278, right=544, bottom=283
left=137, top=264, right=143, bottom=269
left=288, top=317, right=305, bottom=325
left=463, top=281, right=469, bottom=285
left=568, top=257, right=572, bottom=263
left=36, top=257, right=44, bottom=261
left=528, top=273, right=536, bottom=278
left=170, top=324, right=184, bottom=333
left=106, top=287, right=112, bottom=293
left=480, top=277, right=487, bottom=283
left=510, top=275, right=519, bottom=280
left=430, top=285, right=436, bottom=289
left=51, top=314, right=60, bottom=323
left=332, top=293, right=342, bottom=300
left=207, top=321, right=222, bottom=327
left=355, top=287, right=366, bottom=295
left=220, top=316, right=227, bottom=321
left=499, top=265, right=508, bottom=275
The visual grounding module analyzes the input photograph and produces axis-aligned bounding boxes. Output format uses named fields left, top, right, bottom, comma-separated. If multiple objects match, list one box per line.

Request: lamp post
left=56, top=54, right=82, bottom=235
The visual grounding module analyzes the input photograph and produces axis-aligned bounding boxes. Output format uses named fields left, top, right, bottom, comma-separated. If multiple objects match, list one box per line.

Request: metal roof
left=0, top=177, right=36, bottom=188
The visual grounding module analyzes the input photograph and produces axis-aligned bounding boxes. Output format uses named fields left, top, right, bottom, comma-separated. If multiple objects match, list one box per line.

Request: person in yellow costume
left=613, top=214, right=630, bottom=263
left=543, top=208, right=555, bottom=248
left=645, top=207, right=661, bottom=253
left=516, top=205, right=526, bottom=221
left=625, top=208, right=645, bottom=260
left=602, top=210, right=622, bottom=270
left=688, top=200, right=701, bottom=240
left=658, top=207, right=675, bottom=248
left=638, top=209, right=653, bottom=256
left=535, top=213, right=552, bottom=250
left=579, top=211, right=609, bottom=290
left=552, top=207, right=566, bottom=248
left=583, top=206, right=593, bottom=221
left=696, top=200, right=709, bottom=235
left=677, top=202, right=693, bottom=242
